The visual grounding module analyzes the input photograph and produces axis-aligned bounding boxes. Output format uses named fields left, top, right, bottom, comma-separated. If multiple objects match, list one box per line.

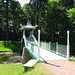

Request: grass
left=70, top=56, right=75, bottom=63
left=0, top=41, right=21, bottom=52
left=0, top=41, right=53, bottom=75
left=70, top=60, right=75, bottom=63
left=0, top=41, right=12, bottom=51
left=0, top=47, right=12, bottom=51
left=70, top=56, right=75, bottom=58
left=0, top=62, right=53, bottom=75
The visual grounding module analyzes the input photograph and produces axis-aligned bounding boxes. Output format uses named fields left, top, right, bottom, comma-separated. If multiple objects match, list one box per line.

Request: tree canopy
left=0, top=0, right=75, bottom=54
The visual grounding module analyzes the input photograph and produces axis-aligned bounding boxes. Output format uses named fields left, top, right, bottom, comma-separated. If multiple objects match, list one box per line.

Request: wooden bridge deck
left=40, top=48, right=66, bottom=61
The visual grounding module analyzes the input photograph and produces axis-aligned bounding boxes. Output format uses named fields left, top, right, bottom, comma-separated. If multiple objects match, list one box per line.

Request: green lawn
left=70, top=56, right=75, bottom=59
left=0, top=47, right=12, bottom=51
left=70, top=56, right=75, bottom=63
left=70, top=60, right=75, bottom=63
left=0, top=62, right=53, bottom=75
left=0, top=41, right=12, bottom=51
left=0, top=41, right=20, bottom=52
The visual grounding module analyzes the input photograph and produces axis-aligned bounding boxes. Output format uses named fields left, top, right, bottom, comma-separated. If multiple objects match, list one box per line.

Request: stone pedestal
left=22, top=47, right=32, bottom=64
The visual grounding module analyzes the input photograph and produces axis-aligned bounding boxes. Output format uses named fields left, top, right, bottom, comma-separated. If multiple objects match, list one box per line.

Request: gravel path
left=42, top=60, right=75, bottom=75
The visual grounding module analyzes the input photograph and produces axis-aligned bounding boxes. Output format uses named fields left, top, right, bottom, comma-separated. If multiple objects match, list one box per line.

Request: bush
left=2, top=41, right=21, bottom=52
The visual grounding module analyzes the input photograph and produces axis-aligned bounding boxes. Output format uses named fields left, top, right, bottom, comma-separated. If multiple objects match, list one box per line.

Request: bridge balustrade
left=41, top=41, right=67, bottom=57
left=26, top=41, right=38, bottom=59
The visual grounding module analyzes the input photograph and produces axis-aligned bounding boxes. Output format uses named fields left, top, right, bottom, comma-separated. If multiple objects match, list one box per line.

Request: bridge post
left=49, top=41, right=51, bottom=51
left=45, top=41, right=46, bottom=49
left=67, top=31, right=70, bottom=60
left=23, top=30, right=25, bottom=46
left=56, top=42, right=58, bottom=54
left=38, top=30, right=40, bottom=61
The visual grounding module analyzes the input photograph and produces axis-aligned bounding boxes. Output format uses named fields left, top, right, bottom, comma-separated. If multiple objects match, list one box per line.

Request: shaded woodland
left=0, top=0, right=75, bottom=54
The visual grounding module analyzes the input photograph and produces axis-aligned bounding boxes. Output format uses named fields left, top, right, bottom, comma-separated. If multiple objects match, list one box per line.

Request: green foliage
left=0, top=41, right=12, bottom=51
left=8, top=1, right=23, bottom=40
left=0, top=41, right=21, bottom=52
left=3, top=41, right=21, bottom=52
left=66, top=8, right=75, bottom=54
left=0, top=0, right=23, bottom=40
left=23, top=2, right=36, bottom=26
left=0, top=0, right=75, bottom=54
left=22, top=0, right=75, bottom=54
left=38, top=0, right=69, bottom=42
left=59, top=0, right=74, bottom=8
left=22, top=0, right=72, bottom=43
left=49, top=0, right=59, bottom=3
left=67, top=8, right=75, bottom=24
left=0, top=62, right=53, bottom=75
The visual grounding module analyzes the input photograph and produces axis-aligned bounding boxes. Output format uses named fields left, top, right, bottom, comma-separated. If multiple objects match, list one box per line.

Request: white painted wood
left=40, top=48, right=66, bottom=61
left=49, top=41, right=51, bottom=51
left=56, top=42, right=58, bottom=54
left=38, top=30, right=40, bottom=61
left=20, top=24, right=38, bottom=30
left=23, top=30, right=26, bottom=46
left=67, top=31, right=70, bottom=60
left=23, top=59, right=37, bottom=67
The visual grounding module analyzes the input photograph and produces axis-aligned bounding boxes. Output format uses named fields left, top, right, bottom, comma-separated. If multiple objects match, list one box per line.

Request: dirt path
left=42, top=60, right=75, bottom=75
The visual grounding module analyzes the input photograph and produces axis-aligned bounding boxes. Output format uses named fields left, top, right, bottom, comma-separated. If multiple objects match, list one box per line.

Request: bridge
left=20, top=23, right=70, bottom=61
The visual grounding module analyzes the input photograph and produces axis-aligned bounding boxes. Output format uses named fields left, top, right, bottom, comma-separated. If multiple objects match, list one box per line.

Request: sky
left=18, top=0, right=30, bottom=6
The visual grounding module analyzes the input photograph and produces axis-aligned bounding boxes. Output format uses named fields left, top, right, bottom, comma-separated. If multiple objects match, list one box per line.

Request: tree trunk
left=6, top=0, right=9, bottom=40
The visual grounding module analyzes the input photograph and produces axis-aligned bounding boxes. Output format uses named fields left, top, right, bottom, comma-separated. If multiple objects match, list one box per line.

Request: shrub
left=1, top=41, right=21, bottom=52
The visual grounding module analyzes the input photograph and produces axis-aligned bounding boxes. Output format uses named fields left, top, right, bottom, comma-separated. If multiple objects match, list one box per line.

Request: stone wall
left=22, top=47, right=32, bottom=64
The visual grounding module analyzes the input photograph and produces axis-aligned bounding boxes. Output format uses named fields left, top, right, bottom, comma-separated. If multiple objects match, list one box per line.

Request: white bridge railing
left=23, top=30, right=40, bottom=60
left=41, top=42, right=67, bottom=57
left=41, top=31, right=70, bottom=59
left=26, top=41, right=38, bottom=59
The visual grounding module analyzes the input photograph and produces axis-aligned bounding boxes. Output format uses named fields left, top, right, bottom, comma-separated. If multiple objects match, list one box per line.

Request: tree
left=2, top=0, right=14, bottom=40
left=59, top=0, right=74, bottom=9
left=0, top=0, right=23, bottom=40
left=9, top=1, right=23, bottom=40
left=66, top=7, right=75, bottom=54
left=0, top=0, right=6, bottom=40
left=23, top=1, right=37, bottom=26
left=67, top=8, right=75, bottom=24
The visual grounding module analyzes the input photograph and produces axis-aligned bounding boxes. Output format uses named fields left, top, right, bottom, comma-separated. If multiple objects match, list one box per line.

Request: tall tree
left=59, top=0, right=74, bottom=9
left=2, top=0, right=14, bottom=40
left=9, top=1, right=23, bottom=40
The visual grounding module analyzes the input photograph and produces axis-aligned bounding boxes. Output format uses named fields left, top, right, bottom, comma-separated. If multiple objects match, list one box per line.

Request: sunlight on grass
left=0, top=44, right=12, bottom=51
left=70, top=56, right=75, bottom=58
left=0, top=41, right=20, bottom=52
left=0, top=42, right=12, bottom=51
left=70, top=60, right=75, bottom=62
left=0, top=62, right=53, bottom=75
left=0, top=64, right=24, bottom=75
left=70, top=59, right=75, bottom=64
left=0, top=47, right=12, bottom=51
left=70, top=56, right=75, bottom=63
